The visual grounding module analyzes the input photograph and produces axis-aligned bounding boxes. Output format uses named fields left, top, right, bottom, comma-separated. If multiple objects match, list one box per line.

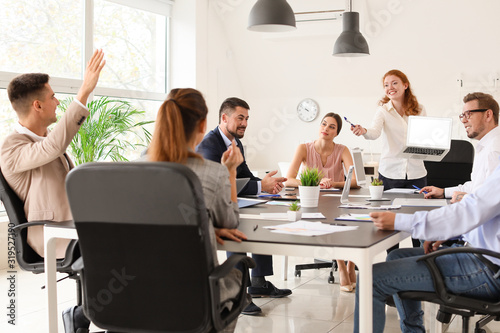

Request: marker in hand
left=412, top=185, right=428, bottom=194
left=344, top=116, right=355, bottom=127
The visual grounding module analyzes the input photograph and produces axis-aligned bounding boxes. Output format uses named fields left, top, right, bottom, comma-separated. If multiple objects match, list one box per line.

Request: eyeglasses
left=458, top=108, right=489, bottom=120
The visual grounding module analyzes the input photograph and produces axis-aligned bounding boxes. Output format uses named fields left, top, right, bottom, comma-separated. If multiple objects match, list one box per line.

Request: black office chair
left=424, top=139, right=474, bottom=188
left=399, top=247, right=500, bottom=333
left=66, top=162, right=254, bottom=333
left=0, top=168, right=80, bottom=291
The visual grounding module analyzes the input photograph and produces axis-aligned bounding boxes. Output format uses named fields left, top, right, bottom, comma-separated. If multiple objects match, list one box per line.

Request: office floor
left=1, top=248, right=500, bottom=333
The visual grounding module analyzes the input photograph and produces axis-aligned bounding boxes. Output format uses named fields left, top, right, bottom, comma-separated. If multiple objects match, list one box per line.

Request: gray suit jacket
left=0, top=101, right=89, bottom=258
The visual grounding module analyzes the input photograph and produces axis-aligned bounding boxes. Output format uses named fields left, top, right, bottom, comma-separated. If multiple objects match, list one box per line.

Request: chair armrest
left=209, top=254, right=256, bottom=331
left=12, top=220, right=53, bottom=232
left=210, top=254, right=256, bottom=280
left=417, top=246, right=500, bottom=302
left=71, top=257, right=84, bottom=272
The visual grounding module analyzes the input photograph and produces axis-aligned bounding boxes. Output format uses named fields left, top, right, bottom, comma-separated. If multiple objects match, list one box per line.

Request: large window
left=0, top=0, right=171, bottom=160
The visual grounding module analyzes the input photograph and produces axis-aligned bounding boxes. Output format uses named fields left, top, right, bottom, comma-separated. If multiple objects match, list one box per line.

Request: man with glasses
left=420, top=92, right=500, bottom=204
left=353, top=163, right=500, bottom=332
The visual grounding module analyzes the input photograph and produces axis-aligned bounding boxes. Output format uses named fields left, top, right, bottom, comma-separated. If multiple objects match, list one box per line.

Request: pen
left=253, top=225, right=258, bottom=231
left=343, top=116, right=355, bottom=127
left=412, top=185, right=428, bottom=194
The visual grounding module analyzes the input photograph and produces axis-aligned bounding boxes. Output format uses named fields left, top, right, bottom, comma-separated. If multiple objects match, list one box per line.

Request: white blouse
left=363, top=101, right=427, bottom=180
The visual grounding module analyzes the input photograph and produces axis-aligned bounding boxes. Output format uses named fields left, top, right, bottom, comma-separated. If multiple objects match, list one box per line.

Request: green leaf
left=63, top=96, right=153, bottom=165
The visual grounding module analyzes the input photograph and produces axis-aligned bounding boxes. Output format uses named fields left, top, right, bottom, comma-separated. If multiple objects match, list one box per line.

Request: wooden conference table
left=44, top=187, right=436, bottom=333
left=218, top=188, right=436, bottom=333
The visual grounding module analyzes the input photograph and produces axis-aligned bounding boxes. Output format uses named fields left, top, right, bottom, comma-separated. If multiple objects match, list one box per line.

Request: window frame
left=0, top=0, right=172, bottom=101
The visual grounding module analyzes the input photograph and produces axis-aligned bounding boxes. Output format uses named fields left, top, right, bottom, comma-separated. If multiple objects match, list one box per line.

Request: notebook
left=398, top=116, right=452, bottom=161
left=237, top=198, right=267, bottom=208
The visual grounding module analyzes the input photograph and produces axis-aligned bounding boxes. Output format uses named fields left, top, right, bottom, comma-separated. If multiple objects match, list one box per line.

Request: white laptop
left=340, top=165, right=355, bottom=204
left=351, top=148, right=366, bottom=187
left=398, top=116, right=453, bottom=161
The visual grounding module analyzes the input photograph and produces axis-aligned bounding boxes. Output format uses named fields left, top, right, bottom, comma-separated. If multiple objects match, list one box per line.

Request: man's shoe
left=62, top=306, right=90, bottom=333
left=248, top=281, right=292, bottom=298
left=241, top=302, right=262, bottom=316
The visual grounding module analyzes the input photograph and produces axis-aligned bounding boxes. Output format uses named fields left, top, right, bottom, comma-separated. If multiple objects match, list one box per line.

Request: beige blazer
left=0, top=101, right=89, bottom=258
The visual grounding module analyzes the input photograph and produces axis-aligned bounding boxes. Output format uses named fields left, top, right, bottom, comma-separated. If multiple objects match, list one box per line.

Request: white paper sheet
left=259, top=212, right=326, bottom=220
left=263, top=221, right=358, bottom=236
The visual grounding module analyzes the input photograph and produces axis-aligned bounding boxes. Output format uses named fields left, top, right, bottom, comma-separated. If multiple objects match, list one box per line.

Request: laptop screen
left=406, top=116, right=452, bottom=149
left=340, top=165, right=354, bottom=204
left=351, top=148, right=366, bottom=187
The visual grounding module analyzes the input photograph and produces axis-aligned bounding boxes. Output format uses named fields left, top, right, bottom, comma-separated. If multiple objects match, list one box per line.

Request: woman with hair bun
left=285, top=112, right=358, bottom=292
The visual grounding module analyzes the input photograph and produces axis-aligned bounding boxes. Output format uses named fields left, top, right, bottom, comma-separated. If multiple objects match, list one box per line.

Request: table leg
left=359, top=256, right=373, bottom=333
left=44, top=234, right=58, bottom=333
left=282, top=256, right=288, bottom=281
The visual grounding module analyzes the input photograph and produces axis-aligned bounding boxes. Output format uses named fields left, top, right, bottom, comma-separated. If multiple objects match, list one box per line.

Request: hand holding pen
left=345, top=116, right=367, bottom=136
left=412, top=185, right=428, bottom=195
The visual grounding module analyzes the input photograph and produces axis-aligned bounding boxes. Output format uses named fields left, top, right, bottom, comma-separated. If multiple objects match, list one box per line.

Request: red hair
left=149, top=88, right=208, bottom=163
left=379, top=70, right=421, bottom=116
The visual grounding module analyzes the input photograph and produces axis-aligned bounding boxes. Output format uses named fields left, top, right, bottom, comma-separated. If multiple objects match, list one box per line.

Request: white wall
left=174, top=0, right=500, bottom=170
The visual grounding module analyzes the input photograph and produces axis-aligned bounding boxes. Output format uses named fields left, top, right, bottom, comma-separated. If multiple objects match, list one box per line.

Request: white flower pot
left=287, top=210, right=302, bottom=221
left=369, top=185, right=384, bottom=200
left=298, top=185, right=320, bottom=208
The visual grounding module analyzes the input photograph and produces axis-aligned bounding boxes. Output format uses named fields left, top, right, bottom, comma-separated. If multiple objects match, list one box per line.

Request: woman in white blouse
left=350, top=69, right=427, bottom=190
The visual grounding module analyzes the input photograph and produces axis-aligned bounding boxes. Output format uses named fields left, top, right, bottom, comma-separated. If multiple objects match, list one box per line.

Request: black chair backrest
left=66, top=162, right=215, bottom=333
left=424, top=139, right=474, bottom=188
left=0, top=168, right=44, bottom=271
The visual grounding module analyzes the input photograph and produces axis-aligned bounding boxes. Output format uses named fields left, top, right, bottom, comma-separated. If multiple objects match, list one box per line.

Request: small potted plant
left=369, top=178, right=384, bottom=200
left=298, top=167, right=323, bottom=207
left=287, top=201, right=302, bottom=221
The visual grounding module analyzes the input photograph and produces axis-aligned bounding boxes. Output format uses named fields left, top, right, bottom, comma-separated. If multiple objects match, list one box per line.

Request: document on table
left=384, top=188, right=418, bottom=194
left=338, top=204, right=401, bottom=210
left=335, top=214, right=373, bottom=222
left=392, top=198, right=448, bottom=207
left=265, top=201, right=292, bottom=206
left=323, top=194, right=371, bottom=198
left=259, top=212, right=325, bottom=220
left=320, top=188, right=341, bottom=192
left=240, top=213, right=326, bottom=220
left=263, top=221, right=358, bottom=236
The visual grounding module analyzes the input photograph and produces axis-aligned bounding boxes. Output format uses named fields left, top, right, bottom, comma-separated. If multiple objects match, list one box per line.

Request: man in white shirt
left=421, top=92, right=500, bottom=203
left=353, top=163, right=500, bottom=332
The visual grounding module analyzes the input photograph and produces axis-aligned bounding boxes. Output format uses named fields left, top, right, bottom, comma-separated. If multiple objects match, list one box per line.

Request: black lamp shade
left=333, top=12, right=369, bottom=57
left=248, top=0, right=297, bottom=32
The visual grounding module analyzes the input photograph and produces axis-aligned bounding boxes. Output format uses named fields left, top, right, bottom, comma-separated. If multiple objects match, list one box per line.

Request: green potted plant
left=287, top=200, right=302, bottom=221
left=59, top=97, right=153, bottom=165
left=298, top=167, right=323, bottom=208
left=369, top=178, right=384, bottom=200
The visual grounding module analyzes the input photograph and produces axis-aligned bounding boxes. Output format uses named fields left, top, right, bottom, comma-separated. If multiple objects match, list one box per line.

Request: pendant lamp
left=333, top=0, right=369, bottom=57
left=248, top=0, right=297, bottom=32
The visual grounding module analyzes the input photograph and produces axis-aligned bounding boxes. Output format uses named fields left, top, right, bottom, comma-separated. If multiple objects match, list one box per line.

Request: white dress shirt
left=444, top=126, right=500, bottom=198
left=217, top=127, right=262, bottom=194
left=363, top=101, right=427, bottom=180
left=395, top=159, right=500, bottom=265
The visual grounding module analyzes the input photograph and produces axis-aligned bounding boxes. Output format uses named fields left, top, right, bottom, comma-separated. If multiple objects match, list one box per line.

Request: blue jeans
left=353, top=245, right=500, bottom=333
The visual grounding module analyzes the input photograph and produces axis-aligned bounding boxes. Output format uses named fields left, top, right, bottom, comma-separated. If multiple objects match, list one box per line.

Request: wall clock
left=297, top=98, right=319, bottom=122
